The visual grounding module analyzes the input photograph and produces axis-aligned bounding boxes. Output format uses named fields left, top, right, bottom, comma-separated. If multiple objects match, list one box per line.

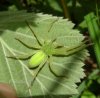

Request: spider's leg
left=25, top=20, right=42, bottom=46
left=49, top=38, right=57, bottom=45
left=51, top=38, right=56, bottom=43
left=29, top=59, right=47, bottom=88
left=48, top=56, right=65, bottom=77
left=53, top=39, right=93, bottom=56
left=6, top=52, right=34, bottom=60
left=65, top=39, right=92, bottom=52
left=64, top=39, right=93, bottom=56
left=48, top=18, right=59, bottom=32
left=54, top=44, right=85, bottom=57
left=56, top=39, right=92, bottom=49
left=15, top=38, right=40, bottom=50
left=55, top=45, right=64, bottom=49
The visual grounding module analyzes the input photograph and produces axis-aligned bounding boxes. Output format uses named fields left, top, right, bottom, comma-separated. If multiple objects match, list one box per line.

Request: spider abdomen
left=29, top=51, right=47, bottom=68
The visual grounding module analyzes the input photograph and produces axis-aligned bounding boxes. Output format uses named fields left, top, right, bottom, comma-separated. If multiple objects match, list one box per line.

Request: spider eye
left=29, top=51, right=47, bottom=68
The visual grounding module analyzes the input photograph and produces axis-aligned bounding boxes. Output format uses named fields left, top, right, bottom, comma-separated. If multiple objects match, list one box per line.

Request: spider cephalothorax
left=42, top=40, right=56, bottom=56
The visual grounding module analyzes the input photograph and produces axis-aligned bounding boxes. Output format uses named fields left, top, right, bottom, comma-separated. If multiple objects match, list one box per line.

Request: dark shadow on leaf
left=45, top=51, right=86, bottom=95
left=0, top=10, right=38, bottom=36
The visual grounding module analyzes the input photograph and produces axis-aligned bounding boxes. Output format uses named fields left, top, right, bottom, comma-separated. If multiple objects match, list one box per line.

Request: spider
left=7, top=19, right=91, bottom=87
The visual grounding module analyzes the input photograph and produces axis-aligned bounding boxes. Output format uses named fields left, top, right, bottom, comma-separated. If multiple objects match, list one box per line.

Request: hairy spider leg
left=29, top=59, right=48, bottom=88
left=48, top=18, right=59, bottom=32
left=48, top=56, right=66, bottom=77
left=55, top=38, right=92, bottom=49
left=53, top=39, right=92, bottom=57
left=25, top=18, right=59, bottom=47
left=7, top=52, right=35, bottom=60
left=25, top=20, right=42, bottom=46
left=15, top=38, right=40, bottom=50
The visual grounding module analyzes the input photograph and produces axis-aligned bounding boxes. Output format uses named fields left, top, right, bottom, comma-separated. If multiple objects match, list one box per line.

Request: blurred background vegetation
left=0, top=0, right=100, bottom=98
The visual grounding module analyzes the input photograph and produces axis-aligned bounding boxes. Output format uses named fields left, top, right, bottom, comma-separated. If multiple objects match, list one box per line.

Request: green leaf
left=81, top=90, right=96, bottom=98
left=45, top=0, right=62, bottom=12
left=84, top=12, right=100, bottom=68
left=0, top=11, right=89, bottom=97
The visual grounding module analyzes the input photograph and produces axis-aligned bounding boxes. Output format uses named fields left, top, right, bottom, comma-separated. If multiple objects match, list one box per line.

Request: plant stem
left=60, top=0, right=70, bottom=19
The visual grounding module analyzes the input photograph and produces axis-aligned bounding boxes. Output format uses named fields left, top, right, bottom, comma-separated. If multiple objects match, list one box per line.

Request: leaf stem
left=60, top=0, right=70, bottom=19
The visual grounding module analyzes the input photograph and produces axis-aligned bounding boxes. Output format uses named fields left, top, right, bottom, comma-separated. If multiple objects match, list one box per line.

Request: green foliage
left=0, top=11, right=88, bottom=97
left=81, top=90, right=96, bottom=98
left=84, top=12, right=100, bottom=68
left=71, top=68, right=100, bottom=98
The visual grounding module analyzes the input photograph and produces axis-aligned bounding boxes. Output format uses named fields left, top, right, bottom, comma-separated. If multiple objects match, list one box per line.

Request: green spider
left=8, top=20, right=90, bottom=87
